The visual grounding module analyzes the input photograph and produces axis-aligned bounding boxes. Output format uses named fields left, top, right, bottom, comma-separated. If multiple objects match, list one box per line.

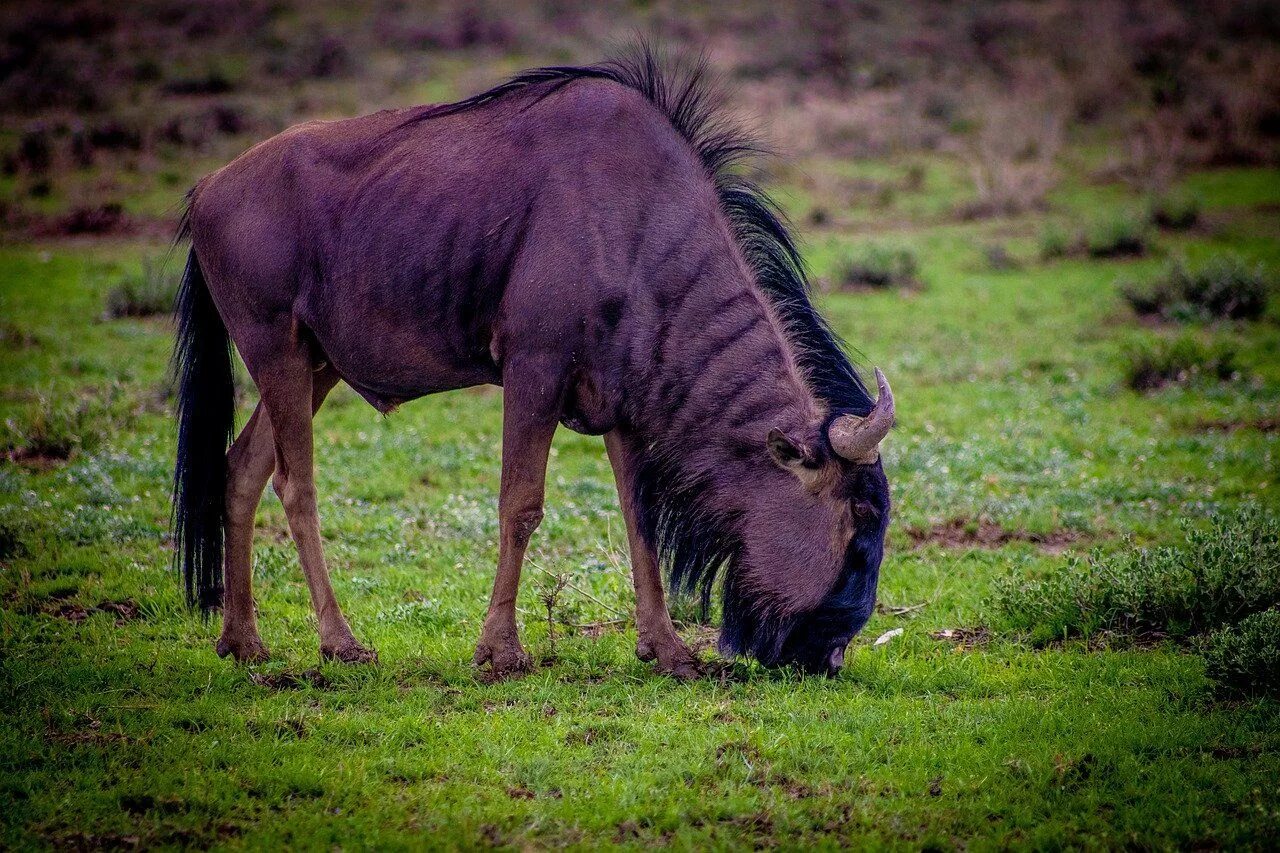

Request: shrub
left=1121, top=255, right=1270, bottom=322
left=1201, top=609, right=1280, bottom=696
left=1086, top=211, right=1150, bottom=258
left=992, top=506, right=1279, bottom=645
left=1148, top=191, right=1201, bottom=230
left=1122, top=335, right=1238, bottom=391
left=104, top=257, right=181, bottom=319
left=832, top=244, right=920, bottom=289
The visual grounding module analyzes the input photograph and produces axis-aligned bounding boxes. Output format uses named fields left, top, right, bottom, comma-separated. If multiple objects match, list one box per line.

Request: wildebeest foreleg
left=472, top=358, right=560, bottom=678
left=257, top=353, right=376, bottom=664
left=605, top=431, right=701, bottom=679
left=217, top=366, right=340, bottom=663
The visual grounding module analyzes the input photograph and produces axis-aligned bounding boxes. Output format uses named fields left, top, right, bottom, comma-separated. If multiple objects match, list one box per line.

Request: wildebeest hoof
left=638, top=638, right=702, bottom=679
left=473, top=642, right=533, bottom=680
left=216, top=633, right=270, bottom=664
left=320, top=640, right=379, bottom=665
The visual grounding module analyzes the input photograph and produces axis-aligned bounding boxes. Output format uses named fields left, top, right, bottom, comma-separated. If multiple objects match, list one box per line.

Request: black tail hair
left=171, top=214, right=235, bottom=613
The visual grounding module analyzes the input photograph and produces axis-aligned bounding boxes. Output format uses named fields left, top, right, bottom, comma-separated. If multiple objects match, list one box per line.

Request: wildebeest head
left=722, top=370, right=894, bottom=676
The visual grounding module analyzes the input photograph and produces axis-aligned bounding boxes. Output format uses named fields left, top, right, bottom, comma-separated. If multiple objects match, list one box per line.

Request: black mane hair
left=418, top=43, right=875, bottom=659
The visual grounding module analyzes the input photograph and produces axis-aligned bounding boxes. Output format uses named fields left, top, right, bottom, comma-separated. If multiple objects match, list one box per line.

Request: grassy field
left=2, top=140, right=1278, bottom=846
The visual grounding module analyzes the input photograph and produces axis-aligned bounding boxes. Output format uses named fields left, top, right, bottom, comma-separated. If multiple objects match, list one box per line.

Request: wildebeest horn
left=828, top=368, right=895, bottom=464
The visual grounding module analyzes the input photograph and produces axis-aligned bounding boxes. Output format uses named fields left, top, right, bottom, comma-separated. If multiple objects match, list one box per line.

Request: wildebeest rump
left=172, top=45, right=895, bottom=678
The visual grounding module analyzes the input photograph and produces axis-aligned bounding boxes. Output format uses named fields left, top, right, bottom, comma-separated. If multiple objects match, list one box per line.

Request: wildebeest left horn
left=828, top=368, right=895, bottom=464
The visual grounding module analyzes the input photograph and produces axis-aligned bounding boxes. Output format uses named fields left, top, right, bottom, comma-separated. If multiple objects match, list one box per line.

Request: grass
left=2, top=149, right=1279, bottom=849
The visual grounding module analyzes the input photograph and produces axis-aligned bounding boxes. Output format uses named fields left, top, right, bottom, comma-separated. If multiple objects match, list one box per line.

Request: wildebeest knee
left=273, top=472, right=316, bottom=516
left=507, top=508, right=544, bottom=547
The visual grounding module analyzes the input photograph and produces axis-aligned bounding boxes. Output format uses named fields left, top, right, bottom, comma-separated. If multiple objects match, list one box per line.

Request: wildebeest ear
left=767, top=428, right=805, bottom=470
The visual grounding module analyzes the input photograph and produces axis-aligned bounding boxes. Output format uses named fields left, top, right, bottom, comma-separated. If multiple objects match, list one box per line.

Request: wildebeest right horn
left=828, top=368, right=895, bottom=464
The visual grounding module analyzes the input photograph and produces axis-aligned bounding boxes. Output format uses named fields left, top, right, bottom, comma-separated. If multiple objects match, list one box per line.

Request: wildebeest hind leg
left=605, top=431, right=701, bottom=680
left=255, top=350, right=376, bottom=665
left=472, top=355, right=560, bottom=679
left=217, top=366, right=341, bottom=663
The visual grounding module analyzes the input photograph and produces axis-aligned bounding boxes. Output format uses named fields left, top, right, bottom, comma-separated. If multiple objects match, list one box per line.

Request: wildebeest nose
left=825, top=644, right=846, bottom=676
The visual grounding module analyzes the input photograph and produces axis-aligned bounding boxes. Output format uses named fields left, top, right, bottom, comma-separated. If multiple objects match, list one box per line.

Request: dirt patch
left=930, top=627, right=992, bottom=649
left=47, top=599, right=142, bottom=625
left=906, top=519, right=1084, bottom=554
left=1192, top=416, right=1279, bottom=433
left=249, top=668, right=330, bottom=690
left=5, top=446, right=72, bottom=469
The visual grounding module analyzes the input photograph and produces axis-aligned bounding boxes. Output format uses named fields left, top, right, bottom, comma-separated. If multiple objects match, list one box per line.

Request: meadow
left=2, top=1, right=1279, bottom=848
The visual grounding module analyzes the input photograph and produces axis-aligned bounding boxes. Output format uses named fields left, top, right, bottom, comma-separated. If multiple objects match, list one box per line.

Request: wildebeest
left=172, top=45, right=894, bottom=679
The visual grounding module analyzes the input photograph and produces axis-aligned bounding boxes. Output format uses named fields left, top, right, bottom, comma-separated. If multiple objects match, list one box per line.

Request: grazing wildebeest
left=172, top=45, right=894, bottom=679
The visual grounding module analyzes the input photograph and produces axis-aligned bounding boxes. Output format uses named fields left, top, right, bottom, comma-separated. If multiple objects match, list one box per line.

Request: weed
left=1121, top=255, right=1271, bottom=322
left=104, top=257, right=181, bottom=319
left=993, top=507, right=1280, bottom=645
left=1086, top=211, right=1150, bottom=258
left=1201, top=609, right=1280, bottom=696
left=1122, top=335, right=1237, bottom=391
left=832, top=243, right=920, bottom=289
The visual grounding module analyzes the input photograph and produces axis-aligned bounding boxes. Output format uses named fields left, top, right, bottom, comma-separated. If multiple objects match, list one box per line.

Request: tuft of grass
left=103, top=257, right=181, bottom=319
left=992, top=507, right=1280, bottom=646
left=832, top=243, right=921, bottom=289
left=1121, top=255, right=1271, bottom=323
left=1121, top=335, right=1238, bottom=391
left=1085, top=211, right=1150, bottom=258
left=1201, top=609, right=1280, bottom=697
left=1148, top=191, right=1201, bottom=231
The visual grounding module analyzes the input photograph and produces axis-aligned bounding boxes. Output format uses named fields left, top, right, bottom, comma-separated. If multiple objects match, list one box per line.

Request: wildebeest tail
left=171, top=216, right=235, bottom=613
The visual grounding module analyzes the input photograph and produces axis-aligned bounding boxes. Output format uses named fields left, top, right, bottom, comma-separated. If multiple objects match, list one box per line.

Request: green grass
left=2, top=161, right=1279, bottom=847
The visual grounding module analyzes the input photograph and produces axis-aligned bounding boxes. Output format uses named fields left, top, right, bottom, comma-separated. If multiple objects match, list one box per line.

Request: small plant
left=104, top=257, right=181, bottom=319
left=1148, top=191, right=1200, bottom=230
left=1122, top=335, right=1238, bottom=391
left=1121, top=256, right=1270, bottom=323
left=1086, top=211, right=1149, bottom=258
left=536, top=569, right=570, bottom=657
left=1201, top=609, right=1280, bottom=697
left=992, top=506, right=1279, bottom=646
left=832, top=243, right=920, bottom=289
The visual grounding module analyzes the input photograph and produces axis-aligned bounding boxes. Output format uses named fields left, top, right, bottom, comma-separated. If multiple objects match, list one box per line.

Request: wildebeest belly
left=298, top=272, right=502, bottom=412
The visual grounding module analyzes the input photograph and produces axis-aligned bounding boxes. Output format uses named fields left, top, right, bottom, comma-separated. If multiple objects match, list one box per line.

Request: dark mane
left=417, top=44, right=875, bottom=657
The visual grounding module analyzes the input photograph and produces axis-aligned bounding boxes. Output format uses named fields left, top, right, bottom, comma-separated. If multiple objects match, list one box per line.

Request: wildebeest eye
left=851, top=500, right=880, bottom=521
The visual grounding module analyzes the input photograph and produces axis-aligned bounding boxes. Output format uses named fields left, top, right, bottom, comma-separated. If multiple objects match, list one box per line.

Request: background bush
left=992, top=507, right=1280, bottom=645
left=1122, top=335, right=1238, bottom=390
left=1201, top=609, right=1280, bottom=696
left=1086, top=211, right=1150, bottom=258
left=1148, top=191, right=1201, bottom=230
left=832, top=243, right=921, bottom=289
left=103, top=256, right=181, bottom=319
left=1121, top=255, right=1271, bottom=322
